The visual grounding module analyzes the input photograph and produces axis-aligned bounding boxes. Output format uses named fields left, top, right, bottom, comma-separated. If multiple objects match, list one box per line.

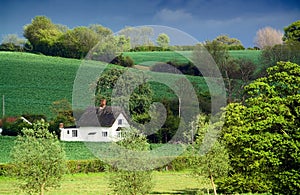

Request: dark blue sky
left=1, top=0, right=299, bottom=47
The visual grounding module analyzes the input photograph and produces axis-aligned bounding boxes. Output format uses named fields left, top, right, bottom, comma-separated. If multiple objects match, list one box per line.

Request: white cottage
left=60, top=104, right=129, bottom=142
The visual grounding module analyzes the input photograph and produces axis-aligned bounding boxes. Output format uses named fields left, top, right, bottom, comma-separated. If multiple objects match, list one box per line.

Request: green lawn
left=0, top=171, right=208, bottom=195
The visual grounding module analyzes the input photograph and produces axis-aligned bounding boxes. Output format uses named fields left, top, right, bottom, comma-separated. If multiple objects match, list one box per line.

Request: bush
left=111, top=53, right=134, bottom=67
left=151, top=61, right=202, bottom=76
left=1, top=118, right=31, bottom=136
left=66, top=159, right=108, bottom=174
left=129, top=45, right=171, bottom=52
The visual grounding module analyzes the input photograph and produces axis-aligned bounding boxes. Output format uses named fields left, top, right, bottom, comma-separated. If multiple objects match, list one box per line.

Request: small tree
left=190, top=114, right=229, bottom=195
left=254, top=26, right=283, bottom=49
left=108, top=127, right=153, bottom=195
left=156, top=33, right=170, bottom=50
left=10, top=120, right=67, bottom=195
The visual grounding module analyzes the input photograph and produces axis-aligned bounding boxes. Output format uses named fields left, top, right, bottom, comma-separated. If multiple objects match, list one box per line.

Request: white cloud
left=154, top=8, right=193, bottom=23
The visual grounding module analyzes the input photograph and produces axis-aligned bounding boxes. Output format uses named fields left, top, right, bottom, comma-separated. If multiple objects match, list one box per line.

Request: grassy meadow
left=0, top=171, right=208, bottom=195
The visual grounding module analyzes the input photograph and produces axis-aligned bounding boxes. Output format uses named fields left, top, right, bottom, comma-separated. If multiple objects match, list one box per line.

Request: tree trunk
left=40, top=182, right=45, bottom=195
left=210, top=173, right=217, bottom=195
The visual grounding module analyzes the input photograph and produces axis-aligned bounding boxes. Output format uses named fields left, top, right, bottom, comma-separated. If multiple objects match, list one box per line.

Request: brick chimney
left=59, top=123, right=64, bottom=129
left=100, top=99, right=107, bottom=109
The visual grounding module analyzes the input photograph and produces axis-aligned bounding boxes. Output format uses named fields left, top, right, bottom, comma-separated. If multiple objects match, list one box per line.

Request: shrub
left=111, top=53, right=134, bottom=67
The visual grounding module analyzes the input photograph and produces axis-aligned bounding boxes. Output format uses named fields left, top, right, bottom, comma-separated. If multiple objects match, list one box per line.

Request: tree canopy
left=10, top=120, right=67, bottom=195
left=219, top=61, right=300, bottom=194
left=283, top=20, right=300, bottom=42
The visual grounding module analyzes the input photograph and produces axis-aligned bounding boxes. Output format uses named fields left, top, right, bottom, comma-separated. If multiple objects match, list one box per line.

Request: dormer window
left=118, top=119, right=123, bottom=125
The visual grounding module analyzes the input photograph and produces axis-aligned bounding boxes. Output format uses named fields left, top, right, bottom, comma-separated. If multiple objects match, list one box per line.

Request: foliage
left=108, top=127, right=153, bottom=195
left=56, top=26, right=99, bottom=59
left=254, top=26, right=283, bottom=49
left=118, top=26, right=154, bottom=48
left=10, top=120, right=67, bottom=195
left=156, top=33, right=170, bottom=50
left=111, top=53, right=134, bottom=67
left=261, top=42, right=300, bottom=75
left=189, top=114, right=230, bottom=195
left=0, top=34, right=26, bottom=52
left=200, top=41, right=255, bottom=102
left=24, top=16, right=63, bottom=55
left=95, top=68, right=153, bottom=124
left=283, top=20, right=300, bottom=42
left=49, top=98, right=75, bottom=137
left=219, top=61, right=300, bottom=194
left=151, top=61, right=202, bottom=76
left=214, top=35, right=244, bottom=50
left=1, top=117, right=31, bottom=136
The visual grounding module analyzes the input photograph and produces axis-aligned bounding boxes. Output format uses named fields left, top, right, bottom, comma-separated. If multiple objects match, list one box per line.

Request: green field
left=0, top=52, right=208, bottom=118
left=0, top=136, right=96, bottom=163
left=124, top=50, right=262, bottom=66
left=0, top=50, right=262, bottom=118
left=0, top=171, right=209, bottom=195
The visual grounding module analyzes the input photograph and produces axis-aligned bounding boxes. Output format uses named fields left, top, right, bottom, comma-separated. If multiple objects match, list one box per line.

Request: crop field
left=0, top=52, right=211, bottom=118
left=0, top=50, right=261, bottom=118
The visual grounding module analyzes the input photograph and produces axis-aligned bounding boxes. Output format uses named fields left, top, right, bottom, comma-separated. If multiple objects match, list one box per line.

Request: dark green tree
left=57, top=26, right=99, bottom=58
left=219, top=61, right=300, bottom=194
left=95, top=68, right=152, bottom=124
left=283, top=20, right=300, bottom=42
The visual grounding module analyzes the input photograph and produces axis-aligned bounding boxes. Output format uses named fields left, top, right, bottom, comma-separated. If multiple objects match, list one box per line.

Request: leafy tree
left=49, top=99, right=75, bottom=137
left=23, top=16, right=63, bottom=54
left=111, top=53, right=134, bottom=67
left=190, top=114, right=229, bottom=195
left=156, top=33, right=170, bottom=50
left=57, top=26, right=99, bottom=59
left=108, top=127, right=153, bottom=195
left=261, top=41, right=300, bottom=76
left=10, top=120, right=67, bottom=195
left=283, top=20, right=300, bottom=42
left=0, top=34, right=26, bottom=51
left=90, top=34, right=130, bottom=62
left=219, top=61, right=300, bottom=194
left=197, top=41, right=255, bottom=102
left=89, top=24, right=113, bottom=38
left=95, top=68, right=153, bottom=124
left=214, top=35, right=244, bottom=50
left=254, top=26, right=283, bottom=49
left=118, top=26, right=154, bottom=48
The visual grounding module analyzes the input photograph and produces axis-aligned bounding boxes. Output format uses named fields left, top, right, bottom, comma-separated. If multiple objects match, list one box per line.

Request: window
left=118, top=119, right=123, bottom=125
left=102, top=131, right=108, bottom=137
left=67, top=130, right=69, bottom=134
left=116, top=127, right=123, bottom=138
left=72, top=130, right=78, bottom=137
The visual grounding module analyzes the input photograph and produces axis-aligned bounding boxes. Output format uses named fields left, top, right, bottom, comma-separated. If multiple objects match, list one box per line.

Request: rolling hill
left=0, top=50, right=262, bottom=118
